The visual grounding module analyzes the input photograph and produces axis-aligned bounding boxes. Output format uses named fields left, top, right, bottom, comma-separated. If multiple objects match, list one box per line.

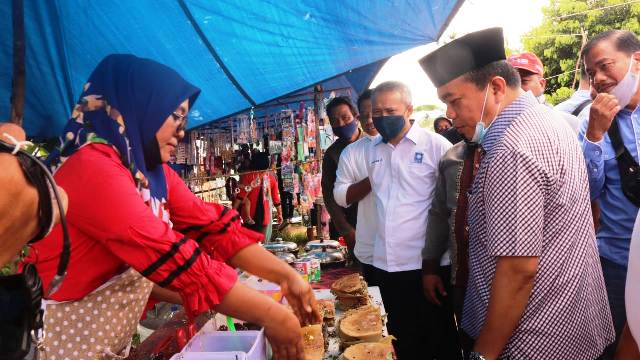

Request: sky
left=371, top=0, right=550, bottom=108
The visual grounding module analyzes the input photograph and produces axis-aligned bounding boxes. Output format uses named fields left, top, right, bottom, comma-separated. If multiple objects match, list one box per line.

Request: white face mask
left=610, top=57, right=640, bottom=109
left=471, top=84, right=502, bottom=144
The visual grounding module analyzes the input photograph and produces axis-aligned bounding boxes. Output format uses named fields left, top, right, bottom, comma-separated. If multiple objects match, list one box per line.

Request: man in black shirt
left=321, top=96, right=362, bottom=254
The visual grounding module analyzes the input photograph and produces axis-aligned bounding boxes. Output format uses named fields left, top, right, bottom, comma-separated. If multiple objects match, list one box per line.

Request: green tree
left=414, top=104, right=441, bottom=112
left=522, top=0, right=640, bottom=104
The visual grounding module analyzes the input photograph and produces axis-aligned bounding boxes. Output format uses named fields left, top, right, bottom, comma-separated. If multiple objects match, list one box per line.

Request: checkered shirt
left=462, top=92, right=615, bottom=359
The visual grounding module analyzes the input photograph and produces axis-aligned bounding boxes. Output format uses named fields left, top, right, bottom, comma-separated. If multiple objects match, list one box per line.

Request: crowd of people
left=1, top=26, right=640, bottom=360
left=321, top=28, right=640, bottom=360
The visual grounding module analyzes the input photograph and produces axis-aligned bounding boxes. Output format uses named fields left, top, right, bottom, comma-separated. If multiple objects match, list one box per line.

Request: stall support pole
left=313, top=84, right=324, bottom=239
left=10, top=0, right=25, bottom=126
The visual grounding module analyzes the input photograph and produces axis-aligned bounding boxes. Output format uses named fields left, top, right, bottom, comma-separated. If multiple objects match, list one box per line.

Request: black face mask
left=0, top=139, right=70, bottom=359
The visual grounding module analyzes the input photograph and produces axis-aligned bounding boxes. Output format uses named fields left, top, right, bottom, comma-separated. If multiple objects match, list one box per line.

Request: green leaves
left=522, top=0, right=640, bottom=104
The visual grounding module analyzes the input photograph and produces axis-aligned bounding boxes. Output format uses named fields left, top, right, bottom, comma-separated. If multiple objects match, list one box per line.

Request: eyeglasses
left=171, top=112, right=188, bottom=132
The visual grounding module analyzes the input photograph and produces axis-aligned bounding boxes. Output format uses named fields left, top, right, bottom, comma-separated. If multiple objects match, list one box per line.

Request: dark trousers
left=281, top=191, right=295, bottom=220
left=367, top=266, right=459, bottom=359
left=600, top=256, right=628, bottom=359
left=361, top=263, right=378, bottom=287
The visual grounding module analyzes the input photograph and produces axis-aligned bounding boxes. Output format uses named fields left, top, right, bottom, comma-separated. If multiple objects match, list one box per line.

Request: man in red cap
left=508, top=52, right=546, bottom=101
left=508, top=52, right=581, bottom=133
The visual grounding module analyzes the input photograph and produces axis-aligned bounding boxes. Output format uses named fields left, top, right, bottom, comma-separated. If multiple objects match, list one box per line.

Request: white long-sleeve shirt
left=366, top=123, right=451, bottom=272
left=333, top=135, right=379, bottom=265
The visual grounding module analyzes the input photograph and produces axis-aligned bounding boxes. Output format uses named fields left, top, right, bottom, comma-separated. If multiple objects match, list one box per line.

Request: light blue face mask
left=471, top=121, right=487, bottom=144
left=471, top=83, right=501, bottom=144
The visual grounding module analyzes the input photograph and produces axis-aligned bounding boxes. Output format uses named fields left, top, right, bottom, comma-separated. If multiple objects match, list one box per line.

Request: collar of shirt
left=573, top=89, right=592, bottom=101
left=362, top=133, right=380, bottom=143
left=481, top=91, right=538, bottom=154
left=375, top=120, right=421, bottom=146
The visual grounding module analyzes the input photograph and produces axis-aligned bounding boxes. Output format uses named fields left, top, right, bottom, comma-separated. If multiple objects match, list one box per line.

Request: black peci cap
left=419, top=27, right=506, bottom=87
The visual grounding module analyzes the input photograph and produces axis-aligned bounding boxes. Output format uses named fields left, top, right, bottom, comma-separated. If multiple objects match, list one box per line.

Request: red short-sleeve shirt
left=25, top=144, right=261, bottom=318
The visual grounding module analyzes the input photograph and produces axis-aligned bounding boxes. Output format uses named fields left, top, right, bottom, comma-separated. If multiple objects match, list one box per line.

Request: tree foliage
left=414, top=104, right=441, bottom=112
left=522, top=0, right=640, bottom=104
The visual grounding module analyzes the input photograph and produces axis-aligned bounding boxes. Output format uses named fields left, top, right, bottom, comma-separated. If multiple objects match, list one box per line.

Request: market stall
left=2, top=1, right=465, bottom=358
left=128, top=269, right=392, bottom=360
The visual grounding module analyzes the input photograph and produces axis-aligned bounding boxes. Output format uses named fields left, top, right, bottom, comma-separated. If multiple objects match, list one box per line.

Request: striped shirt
left=462, top=92, right=614, bottom=359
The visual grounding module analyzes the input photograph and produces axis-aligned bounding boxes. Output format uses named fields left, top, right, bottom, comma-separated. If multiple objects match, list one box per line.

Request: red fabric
left=236, top=172, right=280, bottom=226
left=24, top=144, right=260, bottom=318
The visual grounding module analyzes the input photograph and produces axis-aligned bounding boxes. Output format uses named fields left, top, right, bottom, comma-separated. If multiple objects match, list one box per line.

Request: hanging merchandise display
left=236, top=114, right=251, bottom=145
left=306, top=108, right=316, bottom=150
left=249, top=107, right=258, bottom=144
left=320, top=205, right=331, bottom=240
left=175, top=142, right=188, bottom=164
left=164, top=93, right=352, bottom=246
left=320, top=125, right=334, bottom=151
left=281, top=163, right=295, bottom=193
left=297, top=124, right=306, bottom=162
left=292, top=172, right=300, bottom=195
left=268, top=140, right=283, bottom=154
left=280, top=110, right=296, bottom=165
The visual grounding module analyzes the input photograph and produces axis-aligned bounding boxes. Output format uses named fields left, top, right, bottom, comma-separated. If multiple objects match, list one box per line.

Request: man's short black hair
left=463, top=60, right=521, bottom=90
left=582, top=30, right=640, bottom=59
left=433, top=117, right=452, bottom=131
left=326, top=96, right=357, bottom=124
left=357, top=89, right=373, bottom=113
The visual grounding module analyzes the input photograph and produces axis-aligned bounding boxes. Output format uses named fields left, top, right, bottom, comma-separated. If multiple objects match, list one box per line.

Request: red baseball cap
left=507, top=52, right=544, bottom=76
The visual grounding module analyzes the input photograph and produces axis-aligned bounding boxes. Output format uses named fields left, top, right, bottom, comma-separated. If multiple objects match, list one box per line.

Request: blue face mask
left=332, top=120, right=358, bottom=139
left=372, top=115, right=406, bottom=143
left=471, top=83, right=501, bottom=144
left=471, top=121, right=487, bottom=144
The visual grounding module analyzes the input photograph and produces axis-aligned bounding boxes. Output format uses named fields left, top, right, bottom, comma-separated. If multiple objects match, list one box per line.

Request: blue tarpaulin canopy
left=0, top=0, right=462, bottom=138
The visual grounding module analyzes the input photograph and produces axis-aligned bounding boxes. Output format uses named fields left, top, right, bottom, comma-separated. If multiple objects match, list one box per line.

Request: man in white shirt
left=332, top=89, right=379, bottom=283
left=365, top=81, right=452, bottom=358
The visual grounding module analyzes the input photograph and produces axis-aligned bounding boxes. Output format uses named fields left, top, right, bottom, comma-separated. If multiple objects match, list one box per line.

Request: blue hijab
left=47, top=54, right=200, bottom=204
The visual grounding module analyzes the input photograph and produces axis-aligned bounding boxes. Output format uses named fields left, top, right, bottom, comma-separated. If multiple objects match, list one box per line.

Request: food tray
left=312, top=286, right=388, bottom=360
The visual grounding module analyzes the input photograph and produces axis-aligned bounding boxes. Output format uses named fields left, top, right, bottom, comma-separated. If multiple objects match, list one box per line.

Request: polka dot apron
left=37, top=268, right=154, bottom=359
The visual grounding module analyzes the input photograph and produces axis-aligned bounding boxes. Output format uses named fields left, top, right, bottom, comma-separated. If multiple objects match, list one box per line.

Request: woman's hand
left=227, top=244, right=321, bottom=324
left=264, top=304, right=305, bottom=360
left=280, top=272, right=322, bottom=326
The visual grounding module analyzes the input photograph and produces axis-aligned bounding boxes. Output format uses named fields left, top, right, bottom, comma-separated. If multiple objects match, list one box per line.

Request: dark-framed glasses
left=171, top=112, right=188, bottom=132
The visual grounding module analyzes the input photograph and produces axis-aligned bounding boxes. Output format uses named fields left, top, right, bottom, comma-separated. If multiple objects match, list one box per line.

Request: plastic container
left=170, top=352, right=247, bottom=360
left=241, top=275, right=283, bottom=303
left=174, top=329, right=266, bottom=360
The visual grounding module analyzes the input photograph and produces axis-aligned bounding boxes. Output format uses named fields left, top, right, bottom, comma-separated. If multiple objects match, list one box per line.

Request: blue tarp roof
left=0, top=0, right=462, bottom=138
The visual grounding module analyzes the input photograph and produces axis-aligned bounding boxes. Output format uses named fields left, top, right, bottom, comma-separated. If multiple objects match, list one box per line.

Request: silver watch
left=468, top=352, right=487, bottom=360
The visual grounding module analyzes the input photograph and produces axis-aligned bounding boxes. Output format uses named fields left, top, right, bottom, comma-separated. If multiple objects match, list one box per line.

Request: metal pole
left=313, top=84, right=324, bottom=238
left=10, top=0, right=25, bottom=126
left=313, top=84, right=323, bottom=162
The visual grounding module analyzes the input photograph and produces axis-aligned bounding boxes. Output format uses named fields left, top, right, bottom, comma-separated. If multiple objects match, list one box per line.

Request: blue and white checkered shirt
left=462, top=92, right=614, bottom=359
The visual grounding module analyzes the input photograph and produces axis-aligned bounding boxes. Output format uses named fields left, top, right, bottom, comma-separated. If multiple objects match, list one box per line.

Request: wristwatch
left=468, top=352, right=487, bottom=360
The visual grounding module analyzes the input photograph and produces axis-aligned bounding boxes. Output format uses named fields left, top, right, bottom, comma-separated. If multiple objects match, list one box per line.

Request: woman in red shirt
left=235, top=152, right=282, bottom=236
left=25, top=55, right=318, bottom=359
